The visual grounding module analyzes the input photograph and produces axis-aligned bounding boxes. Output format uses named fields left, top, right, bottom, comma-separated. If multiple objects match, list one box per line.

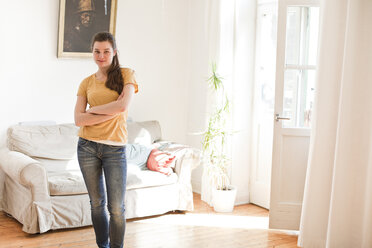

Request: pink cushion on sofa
left=147, top=149, right=175, bottom=175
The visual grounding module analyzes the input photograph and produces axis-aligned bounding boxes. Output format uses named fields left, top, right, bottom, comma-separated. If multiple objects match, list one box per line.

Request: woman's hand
left=74, top=96, right=117, bottom=127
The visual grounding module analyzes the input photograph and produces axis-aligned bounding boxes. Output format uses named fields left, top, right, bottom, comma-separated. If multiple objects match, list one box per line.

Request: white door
left=250, top=1, right=278, bottom=209
left=269, top=0, right=319, bottom=230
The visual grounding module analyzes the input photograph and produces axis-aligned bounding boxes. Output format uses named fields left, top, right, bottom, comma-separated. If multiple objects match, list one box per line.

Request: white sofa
left=0, top=121, right=201, bottom=234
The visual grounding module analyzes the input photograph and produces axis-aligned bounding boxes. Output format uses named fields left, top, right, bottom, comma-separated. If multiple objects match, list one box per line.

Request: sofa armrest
left=0, top=149, right=50, bottom=202
left=158, top=143, right=201, bottom=211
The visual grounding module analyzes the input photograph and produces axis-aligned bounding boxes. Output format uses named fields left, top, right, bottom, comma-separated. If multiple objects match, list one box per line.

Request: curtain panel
left=298, top=0, right=372, bottom=247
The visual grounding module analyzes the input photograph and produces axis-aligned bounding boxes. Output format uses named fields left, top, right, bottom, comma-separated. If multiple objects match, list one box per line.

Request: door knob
left=275, top=114, right=291, bottom=122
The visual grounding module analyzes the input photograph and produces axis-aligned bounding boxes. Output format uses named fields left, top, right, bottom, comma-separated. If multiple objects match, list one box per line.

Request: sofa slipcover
left=0, top=121, right=201, bottom=233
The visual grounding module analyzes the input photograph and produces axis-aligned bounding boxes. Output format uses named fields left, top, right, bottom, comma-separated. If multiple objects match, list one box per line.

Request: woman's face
left=92, top=41, right=116, bottom=70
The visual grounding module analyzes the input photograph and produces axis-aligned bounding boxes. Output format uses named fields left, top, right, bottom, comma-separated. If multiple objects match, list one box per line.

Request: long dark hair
left=91, top=32, right=124, bottom=95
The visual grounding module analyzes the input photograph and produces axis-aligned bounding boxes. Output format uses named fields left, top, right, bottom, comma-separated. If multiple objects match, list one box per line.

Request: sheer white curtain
left=298, top=0, right=372, bottom=247
left=201, top=0, right=254, bottom=206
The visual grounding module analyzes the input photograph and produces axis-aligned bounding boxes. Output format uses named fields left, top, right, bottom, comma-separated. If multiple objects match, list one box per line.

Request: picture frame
left=57, top=0, right=117, bottom=58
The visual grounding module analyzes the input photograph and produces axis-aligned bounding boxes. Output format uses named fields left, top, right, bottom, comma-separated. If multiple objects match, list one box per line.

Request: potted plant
left=201, top=63, right=237, bottom=212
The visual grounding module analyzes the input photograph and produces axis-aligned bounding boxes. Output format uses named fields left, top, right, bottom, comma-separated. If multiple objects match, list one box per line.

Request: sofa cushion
left=147, top=149, right=175, bottom=175
left=7, top=121, right=160, bottom=159
left=126, top=163, right=178, bottom=190
left=48, top=171, right=87, bottom=196
left=127, top=121, right=162, bottom=145
left=46, top=161, right=177, bottom=196
left=7, top=123, right=79, bottom=160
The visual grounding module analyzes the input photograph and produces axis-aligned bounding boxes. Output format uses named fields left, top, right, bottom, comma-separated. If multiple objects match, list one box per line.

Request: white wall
left=0, top=0, right=256, bottom=205
left=0, top=0, right=189, bottom=147
left=185, top=0, right=210, bottom=194
left=116, top=0, right=189, bottom=144
left=0, top=0, right=92, bottom=146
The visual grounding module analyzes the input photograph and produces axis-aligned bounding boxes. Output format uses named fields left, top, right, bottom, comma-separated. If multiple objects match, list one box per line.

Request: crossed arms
left=74, top=84, right=135, bottom=127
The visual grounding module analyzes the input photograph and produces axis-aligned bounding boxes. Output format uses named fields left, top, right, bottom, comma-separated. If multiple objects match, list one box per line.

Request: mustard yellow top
left=77, top=68, right=138, bottom=144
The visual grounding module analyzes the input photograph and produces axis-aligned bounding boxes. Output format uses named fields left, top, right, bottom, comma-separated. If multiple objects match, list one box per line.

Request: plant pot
left=212, top=185, right=237, bottom=212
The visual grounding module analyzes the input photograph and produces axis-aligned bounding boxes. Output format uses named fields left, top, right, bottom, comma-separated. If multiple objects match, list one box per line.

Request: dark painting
left=58, top=0, right=117, bottom=58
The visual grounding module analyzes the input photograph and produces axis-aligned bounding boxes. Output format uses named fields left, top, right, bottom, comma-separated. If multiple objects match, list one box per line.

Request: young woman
left=74, top=32, right=138, bottom=248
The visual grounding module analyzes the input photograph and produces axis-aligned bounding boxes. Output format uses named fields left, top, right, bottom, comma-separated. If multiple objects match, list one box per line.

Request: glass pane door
left=282, top=6, right=319, bottom=128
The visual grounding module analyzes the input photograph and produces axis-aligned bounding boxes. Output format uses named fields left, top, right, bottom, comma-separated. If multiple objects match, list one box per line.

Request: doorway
left=250, top=0, right=320, bottom=230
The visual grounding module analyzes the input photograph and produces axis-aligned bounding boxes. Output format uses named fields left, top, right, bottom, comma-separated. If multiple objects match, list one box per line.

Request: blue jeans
left=77, top=138, right=127, bottom=248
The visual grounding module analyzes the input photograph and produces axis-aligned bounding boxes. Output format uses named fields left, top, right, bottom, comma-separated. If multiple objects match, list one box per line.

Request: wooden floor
left=0, top=193, right=298, bottom=248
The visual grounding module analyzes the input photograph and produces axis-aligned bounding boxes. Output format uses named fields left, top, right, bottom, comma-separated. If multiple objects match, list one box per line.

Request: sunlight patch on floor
left=134, top=213, right=269, bottom=230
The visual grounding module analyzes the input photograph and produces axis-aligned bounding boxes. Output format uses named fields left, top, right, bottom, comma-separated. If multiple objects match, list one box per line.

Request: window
left=282, top=6, right=319, bottom=127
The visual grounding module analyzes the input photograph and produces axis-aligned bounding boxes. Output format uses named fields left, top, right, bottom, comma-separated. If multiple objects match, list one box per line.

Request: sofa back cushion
left=7, top=123, right=79, bottom=160
left=7, top=120, right=161, bottom=160
left=127, top=121, right=162, bottom=145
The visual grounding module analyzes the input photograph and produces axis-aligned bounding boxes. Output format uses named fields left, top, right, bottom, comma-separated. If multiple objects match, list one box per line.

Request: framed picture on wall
left=57, top=0, right=117, bottom=58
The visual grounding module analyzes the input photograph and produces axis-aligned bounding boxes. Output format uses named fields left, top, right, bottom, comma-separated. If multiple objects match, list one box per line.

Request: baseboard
left=235, top=190, right=250, bottom=205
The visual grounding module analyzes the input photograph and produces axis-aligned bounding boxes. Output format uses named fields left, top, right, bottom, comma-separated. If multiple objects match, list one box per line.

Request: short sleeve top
left=77, top=68, right=138, bottom=144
